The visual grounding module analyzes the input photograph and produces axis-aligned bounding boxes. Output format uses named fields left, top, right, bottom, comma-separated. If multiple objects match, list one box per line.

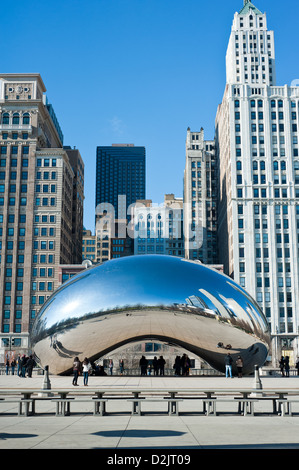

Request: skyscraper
left=95, top=144, right=146, bottom=220
left=184, top=128, right=218, bottom=264
left=215, top=1, right=299, bottom=364
left=0, top=74, right=84, bottom=354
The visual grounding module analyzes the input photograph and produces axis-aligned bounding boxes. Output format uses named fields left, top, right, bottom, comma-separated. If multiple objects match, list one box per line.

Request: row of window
left=1, top=145, right=30, bottom=155
left=36, top=171, right=57, bottom=180
left=238, top=217, right=292, bottom=231
left=0, top=171, right=29, bottom=181
left=236, top=187, right=299, bottom=198
left=32, top=282, right=54, bottom=291
left=0, top=197, right=28, bottom=206
left=2, top=132, right=29, bottom=140
left=1, top=113, right=30, bottom=125
left=35, top=197, right=56, bottom=207
left=240, top=247, right=292, bottom=259
left=238, top=204, right=296, bottom=216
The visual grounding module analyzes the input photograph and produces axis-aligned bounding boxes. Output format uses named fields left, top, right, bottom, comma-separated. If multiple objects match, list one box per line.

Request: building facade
left=0, top=74, right=84, bottom=353
left=215, top=1, right=299, bottom=364
left=184, top=128, right=218, bottom=264
left=95, top=144, right=146, bottom=220
left=133, top=194, right=184, bottom=257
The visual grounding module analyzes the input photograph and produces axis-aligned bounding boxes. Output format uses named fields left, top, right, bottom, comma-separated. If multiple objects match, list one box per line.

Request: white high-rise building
left=215, top=1, right=299, bottom=365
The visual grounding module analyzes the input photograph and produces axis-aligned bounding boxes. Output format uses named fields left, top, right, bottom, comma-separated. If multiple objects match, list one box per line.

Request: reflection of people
left=109, top=359, right=113, bottom=375
left=119, top=359, right=124, bottom=375
left=236, top=356, right=243, bottom=378
left=98, top=366, right=107, bottom=376
left=225, top=353, right=233, bottom=378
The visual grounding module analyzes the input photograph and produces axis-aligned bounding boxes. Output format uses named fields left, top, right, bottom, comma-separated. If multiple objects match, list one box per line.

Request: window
left=2, top=113, right=9, bottom=124
left=12, top=113, right=20, bottom=124
left=22, top=113, right=30, bottom=125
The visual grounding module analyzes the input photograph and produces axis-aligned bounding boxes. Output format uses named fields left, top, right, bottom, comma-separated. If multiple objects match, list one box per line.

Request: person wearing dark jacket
left=72, top=357, right=82, bottom=385
left=139, top=356, right=148, bottom=376
left=21, top=355, right=28, bottom=377
left=225, top=353, right=233, bottom=378
left=158, top=356, right=166, bottom=376
left=26, top=355, right=35, bottom=378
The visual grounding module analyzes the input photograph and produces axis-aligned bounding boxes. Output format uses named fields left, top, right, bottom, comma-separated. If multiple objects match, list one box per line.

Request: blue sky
left=2, top=0, right=298, bottom=231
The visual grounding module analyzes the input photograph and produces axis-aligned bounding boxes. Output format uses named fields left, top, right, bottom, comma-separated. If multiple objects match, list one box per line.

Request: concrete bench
left=127, top=398, right=183, bottom=416
left=51, top=398, right=109, bottom=416
left=0, top=398, right=35, bottom=416
left=202, top=398, right=259, bottom=416
left=277, top=399, right=299, bottom=417
left=51, top=398, right=75, bottom=416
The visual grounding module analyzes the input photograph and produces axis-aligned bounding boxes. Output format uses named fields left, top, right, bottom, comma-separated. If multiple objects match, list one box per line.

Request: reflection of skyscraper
left=95, top=144, right=146, bottom=220
left=215, top=1, right=299, bottom=362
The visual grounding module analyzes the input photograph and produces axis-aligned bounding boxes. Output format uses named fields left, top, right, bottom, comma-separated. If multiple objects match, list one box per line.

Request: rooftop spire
left=239, top=0, right=262, bottom=15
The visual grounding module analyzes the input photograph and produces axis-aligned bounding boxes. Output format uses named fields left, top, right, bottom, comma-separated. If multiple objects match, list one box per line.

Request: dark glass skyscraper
left=95, top=144, right=146, bottom=219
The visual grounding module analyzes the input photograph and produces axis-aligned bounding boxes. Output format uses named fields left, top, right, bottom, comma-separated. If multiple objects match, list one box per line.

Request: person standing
left=284, top=356, right=290, bottom=377
left=152, top=356, right=159, bottom=376
left=236, top=356, right=244, bottom=378
left=139, top=356, right=148, bottom=376
left=17, top=355, right=21, bottom=377
left=5, top=359, right=9, bottom=375
left=21, top=355, right=28, bottom=378
left=11, top=359, right=16, bottom=375
left=158, top=356, right=166, bottom=376
left=279, top=356, right=285, bottom=377
left=82, top=358, right=91, bottom=386
left=225, top=353, right=233, bottom=378
left=26, top=355, right=35, bottom=378
left=174, top=356, right=181, bottom=376
left=72, top=357, right=81, bottom=386
left=109, top=359, right=113, bottom=375
left=119, top=359, right=124, bottom=375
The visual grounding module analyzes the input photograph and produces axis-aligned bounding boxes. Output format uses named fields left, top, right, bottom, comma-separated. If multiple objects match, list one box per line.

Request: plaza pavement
left=0, top=373, right=299, bottom=451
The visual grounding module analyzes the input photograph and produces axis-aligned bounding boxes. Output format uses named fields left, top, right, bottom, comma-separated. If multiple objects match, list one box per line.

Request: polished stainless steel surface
left=30, top=255, right=270, bottom=375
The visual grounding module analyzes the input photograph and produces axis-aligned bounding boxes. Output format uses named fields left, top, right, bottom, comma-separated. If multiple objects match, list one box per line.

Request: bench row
left=2, top=396, right=299, bottom=417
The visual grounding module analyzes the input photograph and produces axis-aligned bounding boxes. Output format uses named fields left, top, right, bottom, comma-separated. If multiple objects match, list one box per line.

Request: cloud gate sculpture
left=30, top=255, right=270, bottom=375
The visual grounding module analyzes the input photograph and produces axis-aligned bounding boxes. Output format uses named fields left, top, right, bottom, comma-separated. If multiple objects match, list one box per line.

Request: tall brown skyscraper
left=0, top=74, right=84, bottom=355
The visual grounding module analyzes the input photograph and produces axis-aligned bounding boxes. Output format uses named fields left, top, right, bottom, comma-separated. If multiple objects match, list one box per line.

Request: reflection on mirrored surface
left=30, top=255, right=270, bottom=375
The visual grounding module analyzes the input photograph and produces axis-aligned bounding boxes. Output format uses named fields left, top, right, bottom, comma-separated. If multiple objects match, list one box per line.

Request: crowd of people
left=139, top=355, right=167, bottom=376
left=4, top=354, right=36, bottom=378
left=6, top=353, right=299, bottom=384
